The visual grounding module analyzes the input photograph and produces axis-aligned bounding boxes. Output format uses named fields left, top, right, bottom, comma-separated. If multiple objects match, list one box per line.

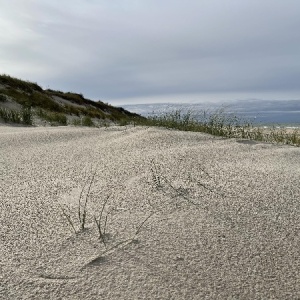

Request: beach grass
left=0, top=106, right=33, bottom=125
left=0, top=93, right=7, bottom=102
left=138, top=109, right=300, bottom=146
left=35, top=108, right=68, bottom=126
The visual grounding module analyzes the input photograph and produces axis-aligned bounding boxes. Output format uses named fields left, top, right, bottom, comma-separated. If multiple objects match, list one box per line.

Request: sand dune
left=0, top=125, right=299, bottom=299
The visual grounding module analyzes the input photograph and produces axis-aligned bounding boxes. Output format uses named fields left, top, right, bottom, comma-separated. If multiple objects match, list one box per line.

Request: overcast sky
left=1, top=0, right=300, bottom=105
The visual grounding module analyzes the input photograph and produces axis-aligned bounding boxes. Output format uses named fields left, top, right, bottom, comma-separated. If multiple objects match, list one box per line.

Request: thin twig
left=81, top=168, right=97, bottom=230
left=78, top=169, right=90, bottom=225
left=135, top=212, right=155, bottom=235
left=60, top=205, right=77, bottom=233
left=95, top=194, right=110, bottom=246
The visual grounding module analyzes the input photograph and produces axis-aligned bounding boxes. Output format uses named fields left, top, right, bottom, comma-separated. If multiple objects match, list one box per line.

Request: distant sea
left=122, top=99, right=300, bottom=128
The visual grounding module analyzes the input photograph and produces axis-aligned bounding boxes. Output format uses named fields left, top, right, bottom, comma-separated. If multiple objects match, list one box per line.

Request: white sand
left=0, top=125, right=299, bottom=299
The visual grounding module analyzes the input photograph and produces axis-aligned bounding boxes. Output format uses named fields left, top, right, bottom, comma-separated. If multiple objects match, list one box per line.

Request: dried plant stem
left=94, top=195, right=110, bottom=247
left=60, top=204, right=77, bottom=233
left=79, top=168, right=97, bottom=230
left=135, top=212, right=155, bottom=235
left=83, top=212, right=155, bottom=269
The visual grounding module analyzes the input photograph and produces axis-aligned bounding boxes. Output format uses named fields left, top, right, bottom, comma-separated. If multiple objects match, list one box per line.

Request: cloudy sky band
left=1, top=0, right=300, bottom=104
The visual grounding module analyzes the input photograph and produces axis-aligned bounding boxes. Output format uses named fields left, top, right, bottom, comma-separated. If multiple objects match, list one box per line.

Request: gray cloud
left=1, top=0, right=300, bottom=104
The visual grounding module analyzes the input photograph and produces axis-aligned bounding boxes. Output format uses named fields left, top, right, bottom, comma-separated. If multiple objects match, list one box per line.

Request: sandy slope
left=0, top=125, right=299, bottom=299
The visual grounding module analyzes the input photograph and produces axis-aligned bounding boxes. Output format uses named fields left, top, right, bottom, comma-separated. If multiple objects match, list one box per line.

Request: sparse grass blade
left=134, top=212, right=154, bottom=235
left=80, top=168, right=97, bottom=230
left=94, top=194, right=110, bottom=247
left=60, top=204, right=77, bottom=233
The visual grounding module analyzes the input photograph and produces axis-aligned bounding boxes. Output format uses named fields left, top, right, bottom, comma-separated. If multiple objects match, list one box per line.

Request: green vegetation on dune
left=44, top=89, right=140, bottom=121
left=0, top=74, right=43, bottom=93
left=35, top=108, right=67, bottom=126
left=0, top=74, right=144, bottom=126
left=2, top=89, right=63, bottom=112
left=0, top=106, right=33, bottom=125
left=45, top=89, right=86, bottom=105
left=0, top=94, right=7, bottom=102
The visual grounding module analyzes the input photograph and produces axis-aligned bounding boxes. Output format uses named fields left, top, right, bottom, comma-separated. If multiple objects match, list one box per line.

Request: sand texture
left=0, top=126, right=299, bottom=299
